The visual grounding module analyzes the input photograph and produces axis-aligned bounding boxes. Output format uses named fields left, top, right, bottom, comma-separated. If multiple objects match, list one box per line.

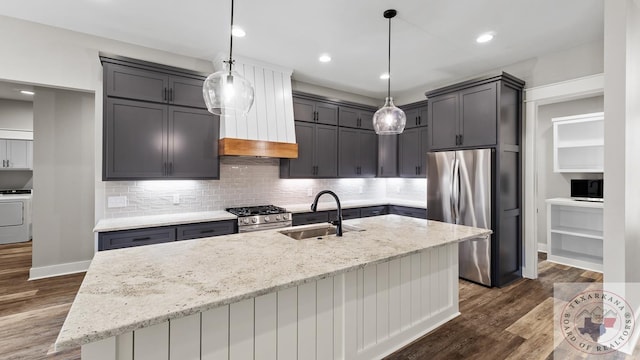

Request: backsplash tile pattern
left=104, top=157, right=428, bottom=218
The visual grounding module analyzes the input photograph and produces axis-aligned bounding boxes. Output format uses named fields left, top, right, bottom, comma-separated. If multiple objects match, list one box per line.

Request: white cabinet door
left=5, top=140, right=31, bottom=169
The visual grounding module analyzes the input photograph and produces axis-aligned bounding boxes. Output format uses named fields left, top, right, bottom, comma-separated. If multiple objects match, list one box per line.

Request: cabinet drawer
left=360, top=206, right=388, bottom=218
left=176, top=220, right=237, bottom=240
left=292, top=211, right=330, bottom=226
left=99, top=227, right=176, bottom=251
left=329, top=208, right=360, bottom=222
left=389, top=205, right=427, bottom=219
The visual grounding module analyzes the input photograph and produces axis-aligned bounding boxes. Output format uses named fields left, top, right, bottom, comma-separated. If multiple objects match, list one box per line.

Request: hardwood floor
left=0, top=244, right=635, bottom=360
left=0, top=241, right=83, bottom=360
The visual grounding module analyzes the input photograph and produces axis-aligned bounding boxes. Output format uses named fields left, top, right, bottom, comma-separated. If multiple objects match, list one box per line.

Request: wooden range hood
left=219, top=138, right=298, bottom=158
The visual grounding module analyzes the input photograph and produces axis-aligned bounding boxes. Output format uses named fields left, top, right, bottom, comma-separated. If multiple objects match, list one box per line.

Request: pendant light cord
left=387, top=16, right=391, bottom=98
left=228, top=0, right=235, bottom=72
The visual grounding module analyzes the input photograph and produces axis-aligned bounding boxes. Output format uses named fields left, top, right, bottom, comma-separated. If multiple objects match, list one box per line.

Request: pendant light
left=372, top=9, right=406, bottom=135
left=202, top=0, right=254, bottom=117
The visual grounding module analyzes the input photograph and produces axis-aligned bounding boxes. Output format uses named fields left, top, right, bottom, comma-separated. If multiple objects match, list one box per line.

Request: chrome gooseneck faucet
left=310, top=190, right=343, bottom=236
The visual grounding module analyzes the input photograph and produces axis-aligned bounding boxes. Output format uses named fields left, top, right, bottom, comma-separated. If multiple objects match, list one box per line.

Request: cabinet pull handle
left=418, top=116, right=421, bottom=125
left=459, top=134, right=463, bottom=145
left=200, top=229, right=216, bottom=234
left=132, top=236, right=151, bottom=242
left=164, top=88, right=167, bottom=101
left=2, top=160, right=5, bottom=167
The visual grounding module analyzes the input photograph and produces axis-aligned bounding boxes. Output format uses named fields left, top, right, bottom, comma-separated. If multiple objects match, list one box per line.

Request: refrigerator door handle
left=452, top=158, right=460, bottom=223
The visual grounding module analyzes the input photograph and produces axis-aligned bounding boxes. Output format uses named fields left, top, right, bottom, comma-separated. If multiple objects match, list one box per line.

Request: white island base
left=83, top=243, right=458, bottom=360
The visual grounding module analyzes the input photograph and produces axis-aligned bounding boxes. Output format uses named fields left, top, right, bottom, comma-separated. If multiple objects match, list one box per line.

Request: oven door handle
left=238, top=221, right=293, bottom=233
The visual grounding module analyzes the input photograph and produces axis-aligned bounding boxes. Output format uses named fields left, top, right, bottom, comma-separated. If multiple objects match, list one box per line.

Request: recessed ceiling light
left=476, top=32, right=494, bottom=44
left=379, top=73, right=390, bottom=80
left=231, top=26, right=246, bottom=37
left=20, top=90, right=35, bottom=95
left=319, top=54, right=332, bottom=63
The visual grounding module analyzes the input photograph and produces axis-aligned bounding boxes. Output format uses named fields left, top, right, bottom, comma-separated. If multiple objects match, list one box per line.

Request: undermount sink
left=280, top=224, right=364, bottom=240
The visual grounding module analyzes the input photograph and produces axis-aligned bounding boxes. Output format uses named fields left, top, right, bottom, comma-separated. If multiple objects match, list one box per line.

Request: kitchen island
left=56, top=215, right=490, bottom=360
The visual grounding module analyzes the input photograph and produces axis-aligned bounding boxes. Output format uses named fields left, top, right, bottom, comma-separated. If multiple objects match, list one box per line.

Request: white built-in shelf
left=552, top=112, right=604, bottom=173
left=546, top=198, right=603, bottom=272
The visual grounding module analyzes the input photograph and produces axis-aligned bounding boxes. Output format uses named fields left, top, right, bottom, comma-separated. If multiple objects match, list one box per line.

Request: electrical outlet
left=173, top=194, right=180, bottom=205
left=107, top=196, right=127, bottom=208
left=307, top=188, right=313, bottom=197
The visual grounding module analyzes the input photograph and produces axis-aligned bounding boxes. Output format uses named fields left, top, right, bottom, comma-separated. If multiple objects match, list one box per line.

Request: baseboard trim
left=29, top=260, right=91, bottom=280
left=537, top=242, right=548, bottom=253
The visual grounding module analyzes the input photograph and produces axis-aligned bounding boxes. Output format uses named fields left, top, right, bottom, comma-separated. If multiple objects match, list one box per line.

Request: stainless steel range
left=226, top=205, right=292, bottom=233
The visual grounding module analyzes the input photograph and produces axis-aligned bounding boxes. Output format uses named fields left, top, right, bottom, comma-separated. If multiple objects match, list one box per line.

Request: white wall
left=535, top=96, right=603, bottom=246
left=0, top=99, right=33, bottom=130
left=31, top=87, right=95, bottom=273
left=397, top=39, right=604, bottom=105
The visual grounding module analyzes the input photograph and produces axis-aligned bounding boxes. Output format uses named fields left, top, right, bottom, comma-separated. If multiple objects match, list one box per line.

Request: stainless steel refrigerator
left=427, top=149, right=493, bottom=286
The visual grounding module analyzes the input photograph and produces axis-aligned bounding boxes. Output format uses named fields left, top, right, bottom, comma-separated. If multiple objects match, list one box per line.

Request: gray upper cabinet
left=281, top=121, right=338, bottom=178
left=401, top=105, right=427, bottom=129
left=293, top=97, right=338, bottom=125
left=399, top=127, right=429, bottom=178
left=428, top=82, right=497, bottom=151
left=377, top=134, right=398, bottom=177
left=104, top=99, right=219, bottom=180
left=339, top=106, right=375, bottom=130
left=338, top=128, right=377, bottom=178
left=168, top=107, right=219, bottom=179
left=104, top=62, right=207, bottom=109
left=105, top=98, right=168, bottom=179
left=101, top=55, right=218, bottom=180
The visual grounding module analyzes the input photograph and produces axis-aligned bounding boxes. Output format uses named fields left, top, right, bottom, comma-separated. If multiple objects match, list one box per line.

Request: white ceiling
left=0, top=0, right=603, bottom=99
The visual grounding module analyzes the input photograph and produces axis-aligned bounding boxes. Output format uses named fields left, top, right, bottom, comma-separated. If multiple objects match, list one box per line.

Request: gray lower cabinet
left=398, top=127, right=429, bottom=178
left=176, top=220, right=237, bottom=240
left=99, top=220, right=238, bottom=251
left=329, top=208, right=361, bottom=222
left=292, top=211, right=330, bottom=226
left=98, top=227, right=176, bottom=251
left=338, top=128, right=377, bottom=178
left=281, top=122, right=338, bottom=178
left=360, top=206, right=388, bottom=217
left=104, top=98, right=219, bottom=180
left=103, top=61, right=207, bottom=109
left=389, top=205, right=427, bottom=219
left=377, top=135, right=398, bottom=177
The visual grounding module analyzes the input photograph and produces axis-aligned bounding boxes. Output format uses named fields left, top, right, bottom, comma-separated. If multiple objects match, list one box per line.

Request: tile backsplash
left=104, top=157, right=426, bottom=218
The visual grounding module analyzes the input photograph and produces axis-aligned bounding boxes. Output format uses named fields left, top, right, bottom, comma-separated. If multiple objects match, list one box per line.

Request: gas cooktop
left=226, top=205, right=288, bottom=217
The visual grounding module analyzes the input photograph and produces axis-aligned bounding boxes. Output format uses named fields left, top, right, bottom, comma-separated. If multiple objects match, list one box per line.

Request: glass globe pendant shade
left=372, top=97, right=406, bottom=135
left=202, top=68, right=255, bottom=117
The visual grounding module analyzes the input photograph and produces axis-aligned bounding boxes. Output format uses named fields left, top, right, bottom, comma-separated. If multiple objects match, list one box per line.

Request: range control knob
left=276, top=215, right=281, bottom=221
left=264, top=216, right=270, bottom=222
left=243, top=218, right=250, bottom=224
left=282, top=214, right=289, bottom=220
left=251, top=217, right=258, bottom=224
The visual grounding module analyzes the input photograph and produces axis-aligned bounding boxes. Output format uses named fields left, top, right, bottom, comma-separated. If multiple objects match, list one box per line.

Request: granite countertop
left=94, top=211, right=237, bottom=232
left=56, top=214, right=489, bottom=351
